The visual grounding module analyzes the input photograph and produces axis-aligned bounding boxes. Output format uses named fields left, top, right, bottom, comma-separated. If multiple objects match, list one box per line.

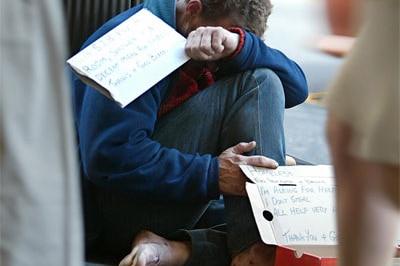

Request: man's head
left=176, top=0, right=273, bottom=37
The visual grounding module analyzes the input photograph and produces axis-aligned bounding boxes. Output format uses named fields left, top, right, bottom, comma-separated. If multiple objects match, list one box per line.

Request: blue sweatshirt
left=71, top=0, right=308, bottom=203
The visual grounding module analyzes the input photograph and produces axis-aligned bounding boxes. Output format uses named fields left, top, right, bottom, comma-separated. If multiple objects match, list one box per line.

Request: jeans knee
left=253, top=68, right=282, bottom=88
left=252, top=68, right=285, bottom=101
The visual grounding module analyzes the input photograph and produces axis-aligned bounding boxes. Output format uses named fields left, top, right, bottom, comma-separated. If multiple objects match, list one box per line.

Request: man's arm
left=73, top=74, right=278, bottom=203
left=232, top=30, right=309, bottom=108
left=185, top=26, right=309, bottom=108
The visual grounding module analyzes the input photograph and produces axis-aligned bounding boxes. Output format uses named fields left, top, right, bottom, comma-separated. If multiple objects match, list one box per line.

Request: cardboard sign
left=242, top=165, right=337, bottom=246
left=67, top=9, right=189, bottom=107
left=243, top=164, right=400, bottom=265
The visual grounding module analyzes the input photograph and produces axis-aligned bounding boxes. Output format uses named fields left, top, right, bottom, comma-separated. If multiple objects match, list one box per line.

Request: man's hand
left=185, top=26, right=240, bottom=61
left=218, top=141, right=279, bottom=196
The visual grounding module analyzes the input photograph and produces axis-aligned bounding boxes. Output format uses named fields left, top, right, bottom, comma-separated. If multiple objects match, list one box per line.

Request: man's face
left=192, top=17, right=235, bottom=32
left=176, top=0, right=235, bottom=37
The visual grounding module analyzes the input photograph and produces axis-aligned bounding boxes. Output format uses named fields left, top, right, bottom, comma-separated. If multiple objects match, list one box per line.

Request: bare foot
left=230, top=241, right=276, bottom=266
left=119, top=230, right=191, bottom=266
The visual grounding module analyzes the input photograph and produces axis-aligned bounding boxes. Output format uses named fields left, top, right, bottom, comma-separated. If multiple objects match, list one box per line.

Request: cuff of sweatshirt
left=207, top=157, right=221, bottom=200
left=170, top=228, right=230, bottom=266
left=224, top=27, right=245, bottom=60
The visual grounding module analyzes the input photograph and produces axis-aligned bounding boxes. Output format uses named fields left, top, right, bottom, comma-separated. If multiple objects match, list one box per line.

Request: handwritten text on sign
left=67, top=9, right=189, bottom=107
left=242, top=165, right=338, bottom=245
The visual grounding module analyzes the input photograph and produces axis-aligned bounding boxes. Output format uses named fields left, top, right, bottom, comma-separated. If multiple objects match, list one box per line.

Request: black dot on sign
left=263, top=210, right=273, bottom=221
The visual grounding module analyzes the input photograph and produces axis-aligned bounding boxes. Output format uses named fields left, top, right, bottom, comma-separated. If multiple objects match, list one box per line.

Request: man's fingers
left=210, top=30, right=225, bottom=53
left=185, top=27, right=230, bottom=61
left=227, top=141, right=278, bottom=169
left=242, top=155, right=279, bottom=169
left=198, top=31, right=214, bottom=56
left=186, top=28, right=213, bottom=58
left=230, top=141, right=257, bottom=154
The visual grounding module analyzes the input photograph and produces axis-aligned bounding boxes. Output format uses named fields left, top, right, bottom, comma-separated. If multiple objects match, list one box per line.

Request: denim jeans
left=92, top=68, right=286, bottom=265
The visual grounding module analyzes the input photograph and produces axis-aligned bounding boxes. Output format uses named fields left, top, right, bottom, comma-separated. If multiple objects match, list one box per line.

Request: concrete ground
left=85, top=0, right=342, bottom=265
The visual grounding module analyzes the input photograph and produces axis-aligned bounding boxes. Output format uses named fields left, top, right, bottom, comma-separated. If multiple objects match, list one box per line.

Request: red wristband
left=225, top=27, right=245, bottom=60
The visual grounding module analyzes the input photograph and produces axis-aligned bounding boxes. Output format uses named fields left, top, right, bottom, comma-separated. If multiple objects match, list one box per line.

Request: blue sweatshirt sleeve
left=218, top=31, right=309, bottom=108
left=72, top=75, right=220, bottom=203
left=71, top=5, right=220, bottom=203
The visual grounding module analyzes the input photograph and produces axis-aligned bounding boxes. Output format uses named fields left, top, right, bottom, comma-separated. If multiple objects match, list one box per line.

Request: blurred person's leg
left=0, top=1, right=83, bottom=265
left=327, top=114, right=399, bottom=266
left=325, top=1, right=399, bottom=266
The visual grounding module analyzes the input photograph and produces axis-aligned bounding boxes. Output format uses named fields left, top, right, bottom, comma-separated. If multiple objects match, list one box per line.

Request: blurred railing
left=64, top=0, right=145, bottom=56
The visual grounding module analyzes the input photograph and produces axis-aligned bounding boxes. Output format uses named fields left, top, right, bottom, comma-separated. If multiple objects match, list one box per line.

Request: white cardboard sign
left=243, top=164, right=400, bottom=251
left=242, top=165, right=337, bottom=246
left=67, top=9, right=189, bottom=107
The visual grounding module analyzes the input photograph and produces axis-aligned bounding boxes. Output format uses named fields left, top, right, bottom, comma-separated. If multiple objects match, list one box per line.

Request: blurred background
left=265, top=0, right=350, bottom=165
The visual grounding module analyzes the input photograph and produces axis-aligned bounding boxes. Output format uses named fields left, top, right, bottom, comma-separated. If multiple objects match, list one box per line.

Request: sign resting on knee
left=67, top=9, right=189, bottom=108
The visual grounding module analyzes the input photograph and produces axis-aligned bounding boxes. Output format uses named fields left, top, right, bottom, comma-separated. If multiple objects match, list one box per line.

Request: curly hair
left=197, top=0, right=273, bottom=37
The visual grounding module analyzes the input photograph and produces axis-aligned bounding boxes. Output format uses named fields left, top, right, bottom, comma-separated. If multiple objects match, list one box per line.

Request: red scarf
left=157, top=61, right=215, bottom=117
left=157, top=27, right=245, bottom=117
